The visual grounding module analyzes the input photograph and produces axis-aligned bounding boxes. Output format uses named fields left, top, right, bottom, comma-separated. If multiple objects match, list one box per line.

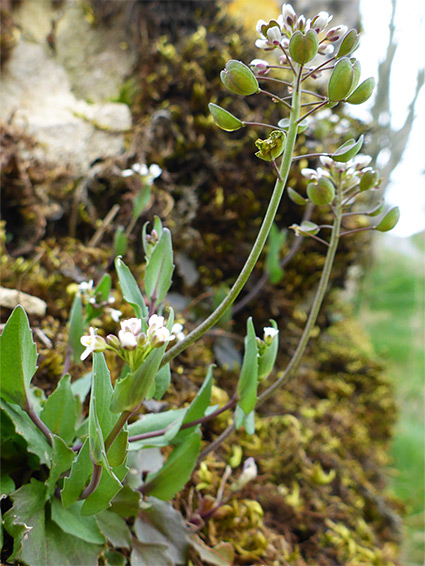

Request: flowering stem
left=104, top=410, right=133, bottom=453
left=162, top=76, right=302, bottom=367
left=199, top=183, right=343, bottom=461
left=259, top=88, right=293, bottom=110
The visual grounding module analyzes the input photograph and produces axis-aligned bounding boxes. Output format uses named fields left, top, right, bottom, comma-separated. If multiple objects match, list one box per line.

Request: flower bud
left=307, top=177, right=335, bottom=205
left=360, top=168, right=379, bottom=191
left=336, top=29, right=360, bottom=58
left=255, top=130, right=286, bottom=161
left=220, top=60, right=259, bottom=96
left=106, top=334, right=120, bottom=349
left=250, top=58, right=270, bottom=74
left=288, top=187, right=308, bottom=205
left=328, top=57, right=354, bottom=101
left=289, top=29, right=319, bottom=65
left=375, top=207, right=400, bottom=232
left=291, top=220, right=320, bottom=236
left=208, top=103, right=244, bottom=131
left=310, top=11, right=332, bottom=33
left=346, top=77, right=376, bottom=105
left=230, top=458, right=258, bottom=491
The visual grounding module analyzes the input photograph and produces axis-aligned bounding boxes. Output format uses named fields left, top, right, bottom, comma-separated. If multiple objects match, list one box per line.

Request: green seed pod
left=299, top=220, right=320, bottom=235
left=375, top=206, right=400, bottom=232
left=336, top=29, right=360, bottom=58
left=328, top=57, right=354, bottom=101
left=332, top=135, right=364, bottom=162
left=368, top=200, right=384, bottom=217
left=288, top=187, right=308, bottom=205
left=289, top=29, right=319, bottom=65
left=347, top=77, right=376, bottom=105
left=360, top=168, right=379, bottom=191
left=255, top=130, right=286, bottom=161
left=307, top=177, right=335, bottom=205
left=348, top=60, right=361, bottom=96
left=278, top=117, right=309, bottom=133
left=208, top=103, right=244, bottom=131
left=220, top=60, right=259, bottom=96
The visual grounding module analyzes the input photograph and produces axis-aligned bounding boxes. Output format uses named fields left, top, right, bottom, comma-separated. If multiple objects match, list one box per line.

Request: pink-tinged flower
left=147, top=314, right=165, bottom=336
left=118, top=329, right=138, bottom=349
left=310, top=11, right=333, bottom=33
left=150, top=326, right=175, bottom=348
left=250, top=59, right=270, bottom=74
left=120, top=317, right=142, bottom=336
left=80, top=327, right=106, bottom=360
left=281, top=3, right=296, bottom=29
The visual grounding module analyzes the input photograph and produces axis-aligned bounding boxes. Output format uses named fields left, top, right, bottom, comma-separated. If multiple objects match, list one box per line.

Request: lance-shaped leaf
left=114, top=225, right=128, bottom=258
left=258, top=320, right=279, bottom=382
left=46, top=435, right=76, bottom=498
left=265, top=224, right=286, bottom=284
left=332, top=135, right=364, bottom=162
left=237, top=318, right=259, bottom=415
left=151, top=363, right=171, bottom=401
left=115, top=257, right=148, bottom=318
left=142, top=431, right=201, bottom=500
left=145, top=227, right=174, bottom=306
left=110, top=311, right=174, bottom=413
left=68, top=293, right=85, bottom=362
left=0, top=305, right=38, bottom=408
left=40, top=374, right=77, bottom=445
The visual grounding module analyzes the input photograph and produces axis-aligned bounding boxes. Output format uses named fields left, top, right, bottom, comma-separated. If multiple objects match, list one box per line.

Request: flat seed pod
left=337, top=29, right=360, bottom=58
left=375, top=206, right=400, bottom=232
left=288, top=187, right=308, bottom=205
left=360, top=168, right=379, bottom=191
left=289, top=29, right=319, bottom=65
left=208, top=103, right=244, bottom=131
left=220, top=60, right=259, bottom=96
left=328, top=57, right=354, bottom=101
left=332, top=135, right=364, bottom=162
left=307, top=177, right=335, bottom=205
left=347, top=77, right=376, bottom=105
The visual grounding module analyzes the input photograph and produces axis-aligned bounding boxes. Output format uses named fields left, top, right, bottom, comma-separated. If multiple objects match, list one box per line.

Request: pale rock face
left=0, top=0, right=134, bottom=175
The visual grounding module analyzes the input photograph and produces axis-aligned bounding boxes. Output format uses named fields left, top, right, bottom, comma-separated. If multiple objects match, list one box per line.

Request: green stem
left=161, top=80, right=302, bottom=367
left=199, top=185, right=343, bottom=462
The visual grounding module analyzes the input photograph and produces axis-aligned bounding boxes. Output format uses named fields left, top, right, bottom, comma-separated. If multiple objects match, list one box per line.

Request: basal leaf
left=68, top=293, right=85, bottom=362
left=152, top=363, right=171, bottom=401
left=190, top=534, right=234, bottom=566
left=46, top=434, right=76, bottom=498
left=81, top=460, right=128, bottom=516
left=51, top=499, right=105, bottom=545
left=237, top=318, right=259, bottom=414
left=0, top=305, right=38, bottom=408
left=143, top=432, right=201, bottom=500
left=61, top=438, right=92, bottom=508
left=96, top=509, right=131, bottom=549
left=130, top=539, right=174, bottom=566
left=41, top=374, right=77, bottom=444
left=1, top=400, right=52, bottom=465
left=115, top=257, right=148, bottom=318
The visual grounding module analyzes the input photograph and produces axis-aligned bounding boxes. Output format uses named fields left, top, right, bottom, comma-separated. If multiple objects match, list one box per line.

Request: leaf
left=81, top=460, right=128, bottom=516
left=41, top=374, right=77, bottom=444
left=127, top=408, right=187, bottom=450
left=1, top=400, right=52, bottom=465
left=1, top=473, right=15, bottom=496
left=190, top=534, right=234, bottom=566
left=133, top=186, right=152, bottom=220
left=258, top=320, right=279, bottom=382
left=139, top=497, right=190, bottom=564
left=45, top=435, right=76, bottom=497
left=68, top=293, right=85, bottom=362
left=131, top=539, right=174, bottom=566
left=115, top=257, right=148, bottom=318
left=0, top=305, right=38, bottom=408
left=114, top=226, right=128, bottom=258
left=105, top=550, right=127, bottom=566
left=95, top=509, right=131, bottom=549
left=50, top=499, right=105, bottom=545
left=61, top=439, right=92, bottom=508
left=71, top=371, right=92, bottom=402
left=151, top=363, right=171, bottom=400
left=237, top=318, right=259, bottom=414
left=145, top=227, right=174, bottom=305
left=234, top=404, right=255, bottom=435
left=109, top=484, right=141, bottom=519
left=265, top=224, right=286, bottom=284
left=143, top=432, right=201, bottom=500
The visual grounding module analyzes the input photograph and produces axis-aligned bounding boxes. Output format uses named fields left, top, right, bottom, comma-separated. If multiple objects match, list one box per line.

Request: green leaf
left=109, top=484, right=141, bottom=519
left=114, top=226, right=128, bottom=257
left=96, top=509, right=131, bottom=549
left=51, top=499, right=105, bottom=544
left=71, top=371, right=92, bottom=402
left=234, top=405, right=255, bottom=435
left=145, top=227, right=174, bottom=305
left=133, top=186, right=152, bottom=221
left=176, top=365, right=214, bottom=441
left=138, top=498, right=190, bottom=564
left=237, top=318, right=259, bottom=414
left=81, top=460, right=128, bottom=516
left=1, top=473, right=15, bottom=496
left=61, top=439, right=92, bottom=508
left=41, top=374, right=77, bottom=444
left=265, top=224, right=286, bottom=284
left=105, top=550, right=127, bottom=566
left=115, top=257, right=148, bottom=318
left=258, top=320, right=279, bottom=382
left=152, top=363, right=171, bottom=400
left=127, top=408, right=187, bottom=450
left=0, top=305, right=38, bottom=407
left=143, top=432, right=201, bottom=500
left=190, top=534, right=234, bottom=566
left=4, top=482, right=103, bottom=566
left=131, top=539, right=174, bottom=566
left=68, top=293, right=85, bottom=362
left=45, top=435, right=76, bottom=497
left=1, top=400, right=52, bottom=465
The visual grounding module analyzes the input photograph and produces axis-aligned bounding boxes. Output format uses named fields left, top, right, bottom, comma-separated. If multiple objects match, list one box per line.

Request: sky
left=354, top=0, right=425, bottom=238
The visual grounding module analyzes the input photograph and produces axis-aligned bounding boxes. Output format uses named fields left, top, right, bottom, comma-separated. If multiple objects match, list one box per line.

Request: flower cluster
left=78, top=280, right=122, bottom=322
left=80, top=315, right=175, bottom=365
left=121, top=163, right=162, bottom=185
left=255, top=3, right=347, bottom=57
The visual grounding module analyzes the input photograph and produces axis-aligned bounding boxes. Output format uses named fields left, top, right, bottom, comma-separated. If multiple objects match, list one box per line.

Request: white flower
left=352, top=154, right=372, bottom=170
left=147, top=314, right=165, bottom=335
left=109, top=308, right=122, bottom=322
left=150, top=326, right=175, bottom=347
left=264, top=326, right=279, bottom=344
left=171, top=322, right=185, bottom=342
left=78, top=280, right=94, bottom=294
left=148, top=164, right=162, bottom=179
left=118, top=329, right=138, bottom=349
left=230, top=458, right=258, bottom=492
left=319, top=156, right=334, bottom=169
left=301, top=168, right=319, bottom=180
left=120, top=317, right=142, bottom=336
left=281, top=3, right=296, bottom=28
left=121, top=169, right=135, bottom=177
left=132, top=163, right=149, bottom=175
left=80, top=327, right=106, bottom=360
left=311, top=11, right=333, bottom=33
left=326, top=25, right=348, bottom=41
left=250, top=59, right=270, bottom=74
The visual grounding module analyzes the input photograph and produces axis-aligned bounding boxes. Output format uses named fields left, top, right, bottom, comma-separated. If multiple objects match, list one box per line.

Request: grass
left=359, top=233, right=425, bottom=565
